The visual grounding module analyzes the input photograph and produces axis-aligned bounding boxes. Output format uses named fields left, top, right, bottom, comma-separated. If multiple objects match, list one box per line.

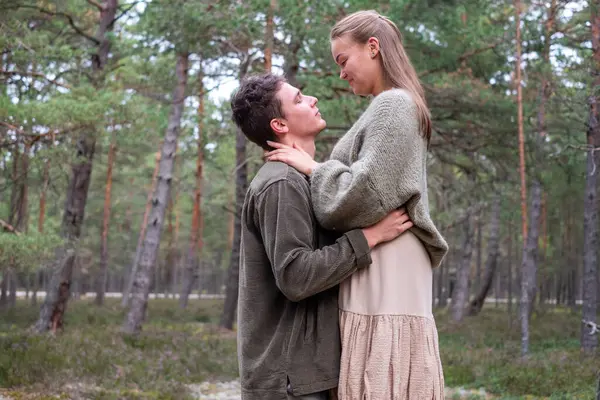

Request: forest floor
left=0, top=298, right=597, bottom=399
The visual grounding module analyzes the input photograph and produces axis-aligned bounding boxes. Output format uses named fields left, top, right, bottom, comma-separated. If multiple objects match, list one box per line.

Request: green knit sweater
left=311, top=88, right=449, bottom=268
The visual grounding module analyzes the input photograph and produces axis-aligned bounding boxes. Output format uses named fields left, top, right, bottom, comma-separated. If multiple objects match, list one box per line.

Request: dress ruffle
left=338, top=310, right=444, bottom=400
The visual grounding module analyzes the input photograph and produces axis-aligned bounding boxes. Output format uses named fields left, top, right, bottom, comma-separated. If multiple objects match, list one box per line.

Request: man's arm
left=256, top=178, right=372, bottom=302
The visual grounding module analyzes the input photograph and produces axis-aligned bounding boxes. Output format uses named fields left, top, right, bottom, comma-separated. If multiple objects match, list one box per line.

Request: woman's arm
left=310, top=91, right=426, bottom=231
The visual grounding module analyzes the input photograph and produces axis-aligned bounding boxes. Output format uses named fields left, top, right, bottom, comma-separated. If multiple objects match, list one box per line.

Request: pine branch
left=1, top=69, right=71, bottom=89
left=3, top=4, right=100, bottom=45
left=114, top=1, right=142, bottom=24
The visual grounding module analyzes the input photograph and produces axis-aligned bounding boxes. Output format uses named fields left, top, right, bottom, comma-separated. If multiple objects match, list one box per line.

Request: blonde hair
left=331, top=10, right=431, bottom=141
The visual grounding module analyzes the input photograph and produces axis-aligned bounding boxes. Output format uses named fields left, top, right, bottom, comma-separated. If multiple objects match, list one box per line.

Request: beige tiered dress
left=338, top=231, right=444, bottom=400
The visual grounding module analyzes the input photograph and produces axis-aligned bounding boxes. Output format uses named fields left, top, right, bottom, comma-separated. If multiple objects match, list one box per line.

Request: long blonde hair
left=331, top=10, right=431, bottom=141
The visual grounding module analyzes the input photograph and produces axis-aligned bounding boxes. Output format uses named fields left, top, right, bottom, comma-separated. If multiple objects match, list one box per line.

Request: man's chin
left=314, top=120, right=327, bottom=136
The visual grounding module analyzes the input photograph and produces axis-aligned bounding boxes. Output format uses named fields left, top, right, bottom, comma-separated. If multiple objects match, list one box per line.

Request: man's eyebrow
left=295, top=90, right=301, bottom=100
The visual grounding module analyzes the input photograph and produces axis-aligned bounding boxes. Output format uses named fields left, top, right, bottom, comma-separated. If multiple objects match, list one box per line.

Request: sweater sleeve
left=310, top=90, right=427, bottom=231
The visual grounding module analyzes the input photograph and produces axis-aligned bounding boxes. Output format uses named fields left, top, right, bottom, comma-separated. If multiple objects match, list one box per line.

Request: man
left=230, top=73, right=412, bottom=400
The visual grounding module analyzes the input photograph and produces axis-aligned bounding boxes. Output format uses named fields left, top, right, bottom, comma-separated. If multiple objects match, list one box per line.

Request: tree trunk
left=95, top=137, right=117, bottom=306
left=0, top=277, right=7, bottom=307
left=468, top=195, right=501, bottom=315
left=582, top=0, right=600, bottom=353
left=122, top=52, right=189, bottom=335
left=8, top=142, right=30, bottom=308
left=38, top=147, right=50, bottom=233
left=170, top=197, right=181, bottom=297
left=33, top=149, right=50, bottom=305
left=264, top=0, right=276, bottom=71
left=34, top=0, right=118, bottom=333
left=520, top=180, right=543, bottom=356
left=220, top=56, right=252, bottom=329
left=163, top=151, right=180, bottom=299
left=438, top=246, right=450, bottom=308
left=9, top=147, right=19, bottom=227
left=220, top=125, right=247, bottom=329
left=122, top=149, right=161, bottom=306
left=180, top=68, right=205, bottom=309
left=284, top=37, right=301, bottom=88
left=475, top=211, right=483, bottom=295
left=34, top=136, right=96, bottom=333
left=451, top=216, right=474, bottom=322
left=16, top=143, right=30, bottom=233
left=515, top=0, right=528, bottom=244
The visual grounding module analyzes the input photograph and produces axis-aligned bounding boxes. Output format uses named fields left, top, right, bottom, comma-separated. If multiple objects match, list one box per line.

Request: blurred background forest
left=0, top=0, right=599, bottom=399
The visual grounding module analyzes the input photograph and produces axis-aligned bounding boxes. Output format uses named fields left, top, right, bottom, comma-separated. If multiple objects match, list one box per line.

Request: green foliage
left=437, top=308, right=599, bottom=398
left=0, top=232, right=62, bottom=274
left=0, top=299, right=237, bottom=399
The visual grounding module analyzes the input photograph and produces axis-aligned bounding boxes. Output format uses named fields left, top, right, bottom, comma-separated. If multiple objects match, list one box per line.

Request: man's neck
left=280, top=136, right=316, bottom=158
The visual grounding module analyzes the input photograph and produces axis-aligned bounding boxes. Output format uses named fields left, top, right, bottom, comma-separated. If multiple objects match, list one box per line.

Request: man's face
left=274, top=83, right=326, bottom=138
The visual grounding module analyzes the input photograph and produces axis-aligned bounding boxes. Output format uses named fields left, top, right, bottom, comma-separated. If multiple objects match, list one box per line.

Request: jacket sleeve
left=256, top=179, right=372, bottom=302
left=310, top=91, right=426, bottom=231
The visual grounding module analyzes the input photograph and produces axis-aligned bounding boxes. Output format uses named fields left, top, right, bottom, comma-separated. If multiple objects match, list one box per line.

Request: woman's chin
left=351, top=86, right=367, bottom=96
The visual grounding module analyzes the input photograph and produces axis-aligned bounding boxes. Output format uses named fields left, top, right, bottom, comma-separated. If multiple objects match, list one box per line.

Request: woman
left=266, top=10, right=448, bottom=400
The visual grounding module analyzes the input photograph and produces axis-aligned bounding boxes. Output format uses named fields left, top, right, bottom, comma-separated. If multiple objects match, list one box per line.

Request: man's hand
left=362, top=208, right=413, bottom=249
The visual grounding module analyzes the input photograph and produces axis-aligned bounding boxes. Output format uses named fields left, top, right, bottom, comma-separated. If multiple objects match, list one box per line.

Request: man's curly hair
left=231, top=74, right=286, bottom=150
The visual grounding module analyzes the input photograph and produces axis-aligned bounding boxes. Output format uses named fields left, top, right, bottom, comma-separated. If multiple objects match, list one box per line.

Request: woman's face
left=331, top=35, right=382, bottom=96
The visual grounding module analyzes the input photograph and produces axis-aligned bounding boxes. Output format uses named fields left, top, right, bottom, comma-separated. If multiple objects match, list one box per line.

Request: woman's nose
left=339, top=69, right=346, bottom=79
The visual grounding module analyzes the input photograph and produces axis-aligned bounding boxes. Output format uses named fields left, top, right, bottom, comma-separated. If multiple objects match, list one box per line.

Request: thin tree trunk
left=507, top=220, right=514, bottom=320
left=520, top=180, right=542, bottom=356
left=438, top=245, right=450, bottom=308
left=3, top=146, right=19, bottom=309
left=34, top=0, right=118, bottom=333
left=9, top=143, right=30, bottom=308
left=180, top=68, right=205, bottom=309
left=468, top=195, right=501, bottom=315
left=96, top=136, right=117, bottom=306
left=33, top=142, right=51, bottom=305
left=8, top=270, right=17, bottom=308
left=9, top=147, right=19, bottom=227
left=451, top=216, right=474, bottom=322
left=163, top=195, right=174, bottom=297
left=515, top=0, right=528, bottom=244
left=539, top=192, right=548, bottom=309
left=284, top=37, right=301, bottom=88
left=123, top=52, right=189, bottom=335
left=122, top=149, right=161, bottom=307
left=220, top=53, right=253, bottom=329
left=171, top=200, right=181, bottom=297
left=475, top=211, right=483, bottom=295
left=581, top=0, right=600, bottom=353
left=220, top=125, right=247, bottom=329
left=0, top=277, right=7, bottom=307
left=16, top=143, right=30, bottom=233
left=38, top=152, right=50, bottom=233
left=163, top=150, right=180, bottom=298
left=264, top=0, right=276, bottom=71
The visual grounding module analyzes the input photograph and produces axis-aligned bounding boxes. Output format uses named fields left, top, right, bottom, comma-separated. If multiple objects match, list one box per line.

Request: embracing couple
left=231, top=10, right=449, bottom=400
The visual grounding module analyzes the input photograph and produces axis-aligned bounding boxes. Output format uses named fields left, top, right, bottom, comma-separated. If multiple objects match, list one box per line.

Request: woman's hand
left=265, top=141, right=319, bottom=176
left=362, top=208, right=413, bottom=249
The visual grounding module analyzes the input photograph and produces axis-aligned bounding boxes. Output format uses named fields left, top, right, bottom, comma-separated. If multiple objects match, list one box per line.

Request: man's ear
left=270, top=118, right=289, bottom=137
